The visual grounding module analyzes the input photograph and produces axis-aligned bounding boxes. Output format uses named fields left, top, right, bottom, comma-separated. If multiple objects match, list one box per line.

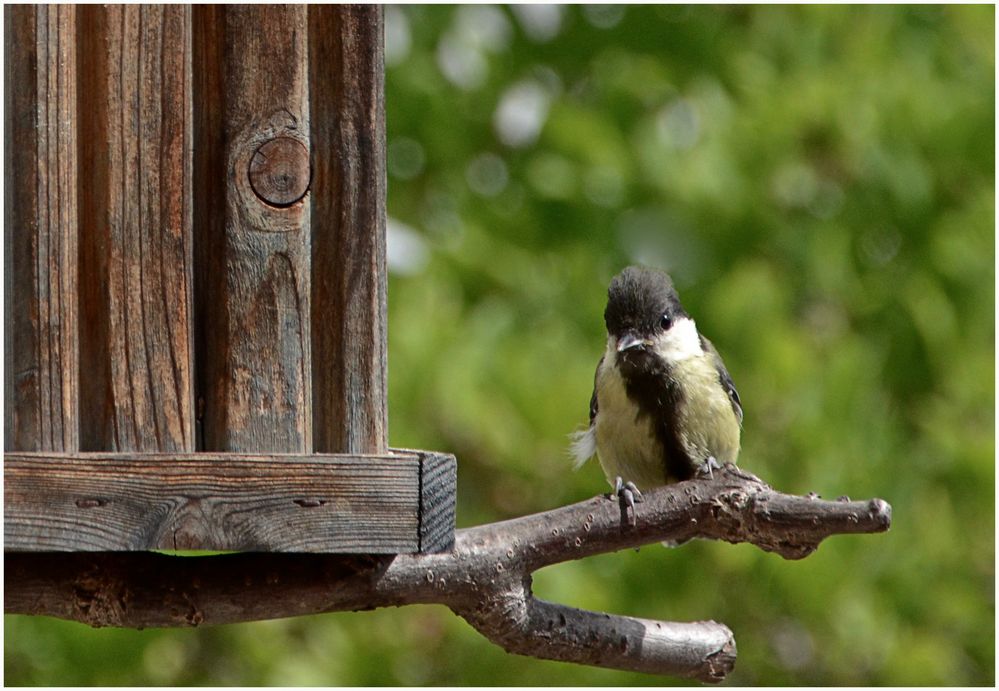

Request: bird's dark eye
left=659, top=313, right=673, bottom=331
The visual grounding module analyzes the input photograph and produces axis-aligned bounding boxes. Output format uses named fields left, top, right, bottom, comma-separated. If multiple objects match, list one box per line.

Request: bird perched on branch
left=571, top=266, right=743, bottom=524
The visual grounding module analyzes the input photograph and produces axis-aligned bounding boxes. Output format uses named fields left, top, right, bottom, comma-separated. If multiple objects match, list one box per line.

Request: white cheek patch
left=653, top=317, right=703, bottom=362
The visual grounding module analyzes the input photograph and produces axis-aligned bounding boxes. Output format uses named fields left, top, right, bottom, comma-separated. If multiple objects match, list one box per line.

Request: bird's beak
left=616, top=332, right=648, bottom=352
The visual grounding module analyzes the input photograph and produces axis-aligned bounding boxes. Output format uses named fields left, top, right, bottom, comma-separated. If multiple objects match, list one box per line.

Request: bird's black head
left=604, top=266, right=687, bottom=340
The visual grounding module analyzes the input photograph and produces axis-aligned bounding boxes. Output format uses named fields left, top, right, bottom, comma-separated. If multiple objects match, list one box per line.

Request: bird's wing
left=569, top=356, right=602, bottom=469
left=588, top=355, right=602, bottom=425
left=699, top=334, right=743, bottom=425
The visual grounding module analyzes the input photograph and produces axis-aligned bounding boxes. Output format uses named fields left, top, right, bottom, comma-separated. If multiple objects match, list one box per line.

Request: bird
left=571, top=266, right=743, bottom=524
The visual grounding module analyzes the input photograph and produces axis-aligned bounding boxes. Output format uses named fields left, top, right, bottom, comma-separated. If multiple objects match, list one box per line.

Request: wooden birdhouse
left=5, top=5, right=456, bottom=556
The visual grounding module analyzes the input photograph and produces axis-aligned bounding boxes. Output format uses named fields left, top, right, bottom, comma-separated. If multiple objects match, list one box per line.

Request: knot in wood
left=248, top=137, right=310, bottom=206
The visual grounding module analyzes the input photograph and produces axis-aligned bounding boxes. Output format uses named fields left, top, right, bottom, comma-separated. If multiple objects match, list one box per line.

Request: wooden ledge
left=4, top=449, right=456, bottom=554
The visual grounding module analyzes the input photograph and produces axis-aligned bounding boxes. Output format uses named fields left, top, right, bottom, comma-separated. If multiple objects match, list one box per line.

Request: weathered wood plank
left=417, top=450, right=458, bottom=553
left=4, top=5, right=79, bottom=452
left=77, top=5, right=194, bottom=452
left=309, top=6, right=389, bottom=454
left=4, top=450, right=457, bottom=553
left=193, top=5, right=313, bottom=453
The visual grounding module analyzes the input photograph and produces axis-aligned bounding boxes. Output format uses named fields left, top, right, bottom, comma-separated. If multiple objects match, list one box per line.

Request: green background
left=6, top=5, right=994, bottom=685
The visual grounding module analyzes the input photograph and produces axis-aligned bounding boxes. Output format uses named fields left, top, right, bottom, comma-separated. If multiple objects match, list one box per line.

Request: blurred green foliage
left=6, top=5, right=994, bottom=685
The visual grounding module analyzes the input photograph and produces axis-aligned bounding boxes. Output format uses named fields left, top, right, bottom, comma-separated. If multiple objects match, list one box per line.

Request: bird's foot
left=611, top=476, right=643, bottom=526
left=696, top=456, right=722, bottom=480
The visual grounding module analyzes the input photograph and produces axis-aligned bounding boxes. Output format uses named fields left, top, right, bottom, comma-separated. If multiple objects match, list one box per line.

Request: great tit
left=571, top=266, right=743, bottom=522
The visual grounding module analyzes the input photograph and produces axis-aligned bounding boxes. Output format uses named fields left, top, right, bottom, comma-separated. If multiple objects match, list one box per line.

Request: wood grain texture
left=4, top=5, right=79, bottom=452
left=193, top=5, right=313, bottom=453
left=416, top=450, right=457, bottom=553
left=309, top=6, right=388, bottom=454
left=77, top=5, right=194, bottom=452
left=4, top=450, right=457, bottom=553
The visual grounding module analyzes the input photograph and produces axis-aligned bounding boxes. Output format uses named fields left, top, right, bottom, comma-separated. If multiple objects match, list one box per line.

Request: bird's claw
left=612, top=476, right=643, bottom=526
left=696, top=456, right=722, bottom=480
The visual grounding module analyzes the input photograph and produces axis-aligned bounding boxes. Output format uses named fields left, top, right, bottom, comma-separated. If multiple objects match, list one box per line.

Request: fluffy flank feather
left=568, top=426, right=597, bottom=469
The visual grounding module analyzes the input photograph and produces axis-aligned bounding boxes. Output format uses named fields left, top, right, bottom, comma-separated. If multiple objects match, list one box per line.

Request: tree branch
left=5, top=466, right=890, bottom=682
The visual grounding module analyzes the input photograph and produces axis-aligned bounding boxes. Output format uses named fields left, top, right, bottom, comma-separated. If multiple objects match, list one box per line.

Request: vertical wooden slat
left=77, top=5, right=194, bottom=452
left=4, top=5, right=79, bottom=452
left=193, top=6, right=312, bottom=452
left=309, top=6, right=388, bottom=454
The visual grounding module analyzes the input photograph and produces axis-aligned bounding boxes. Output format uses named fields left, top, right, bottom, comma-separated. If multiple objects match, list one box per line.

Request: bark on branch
left=4, top=466, right=891, bottom=683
